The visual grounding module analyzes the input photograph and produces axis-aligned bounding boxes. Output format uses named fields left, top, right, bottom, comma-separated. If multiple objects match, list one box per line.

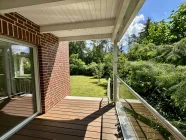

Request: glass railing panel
left=116, top=75, right=185, bottom=140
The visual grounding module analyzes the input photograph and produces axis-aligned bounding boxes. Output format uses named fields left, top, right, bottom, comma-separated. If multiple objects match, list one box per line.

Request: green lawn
left=119, top=84, right=136, bottom=99
left=70, top=75, right=107, bottom=97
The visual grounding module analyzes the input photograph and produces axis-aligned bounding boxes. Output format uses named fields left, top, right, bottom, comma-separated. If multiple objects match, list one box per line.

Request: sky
left=139, top=0, right=185, bottom=22
left=12, top=45, right=30, bottom=54
left=120, top=0, right=186, bottom=48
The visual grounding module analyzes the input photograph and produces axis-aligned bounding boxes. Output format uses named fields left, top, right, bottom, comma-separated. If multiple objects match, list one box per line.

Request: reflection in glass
left=0, top=40, right=37, bottom=137
left=11, top=45, right=34, bottom=95
left=0, top=48, right=7, bottom=98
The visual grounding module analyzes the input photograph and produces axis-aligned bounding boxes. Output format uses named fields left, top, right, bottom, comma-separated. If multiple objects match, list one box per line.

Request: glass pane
left=0, top=48, right=7, bottom=98
left=11, top=45, right=35, bottom=96
left=0, top=40, right=37, bottom=137
left=118, top=78, right=175, bottom=139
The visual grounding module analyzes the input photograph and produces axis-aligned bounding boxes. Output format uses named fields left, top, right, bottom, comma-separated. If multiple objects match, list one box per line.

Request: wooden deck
left=0, top=96, right=34, bottom=136
left=9, top=98, right=119, bottom=140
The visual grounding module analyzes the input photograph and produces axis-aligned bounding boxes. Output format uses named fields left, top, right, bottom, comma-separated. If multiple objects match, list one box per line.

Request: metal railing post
left=117, top=79, right=120, bottom=100
left=113, top=40, right=118, bottom=102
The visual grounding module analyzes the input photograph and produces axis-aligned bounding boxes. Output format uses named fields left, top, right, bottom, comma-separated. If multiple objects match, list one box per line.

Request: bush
left=70, top=54, right=86, bottom=75
left=118, top=60, right=186, bottom=120
left=85, top=62, right=98, bottom=76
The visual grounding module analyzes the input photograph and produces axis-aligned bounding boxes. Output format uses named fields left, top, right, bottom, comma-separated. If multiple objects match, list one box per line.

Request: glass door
left=0, top=39, right=39, bottom=137
left=0, top=48, right=8, bottom=99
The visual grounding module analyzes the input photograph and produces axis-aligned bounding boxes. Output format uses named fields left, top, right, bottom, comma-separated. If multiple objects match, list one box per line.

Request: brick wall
left=0, top=13, right=70, bottom=113
left=39, top=40, right=70, bottom=112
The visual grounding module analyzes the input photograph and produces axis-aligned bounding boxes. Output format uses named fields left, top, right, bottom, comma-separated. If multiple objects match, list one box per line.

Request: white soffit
left=0, top=0, right=145, bottom=42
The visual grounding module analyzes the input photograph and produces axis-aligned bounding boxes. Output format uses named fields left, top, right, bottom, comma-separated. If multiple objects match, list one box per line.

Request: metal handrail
left=115, top=74, right=186, bottom=140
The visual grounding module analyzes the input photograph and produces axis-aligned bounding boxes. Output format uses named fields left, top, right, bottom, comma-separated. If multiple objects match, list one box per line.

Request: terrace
left=0, top=0, right=185, bottom=139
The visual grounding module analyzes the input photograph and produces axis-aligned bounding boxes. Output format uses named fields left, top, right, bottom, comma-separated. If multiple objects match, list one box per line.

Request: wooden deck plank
left=9, top=134, right=48, bottom=140
left=9, top=98, right=118, bottom=140
left=46, top=110, right=117, bottom=119
left=16, top=129, right=86, bottom=140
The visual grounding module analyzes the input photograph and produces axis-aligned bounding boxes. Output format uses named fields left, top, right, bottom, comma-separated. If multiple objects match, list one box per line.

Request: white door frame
left=0, top=35, right=42, bottom=140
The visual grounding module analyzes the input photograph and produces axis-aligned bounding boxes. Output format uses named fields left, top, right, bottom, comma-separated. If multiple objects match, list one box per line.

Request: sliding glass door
left=0, top=48, right=7, bottom=98
left=0, top=39, right=40, bottom=137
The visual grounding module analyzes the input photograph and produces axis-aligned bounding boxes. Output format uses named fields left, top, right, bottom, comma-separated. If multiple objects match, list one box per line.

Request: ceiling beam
left=0, top=0, right=94, bottom=13
left=41, top=19, right=115, bottom=33
left=116, top=0, right=145, bottom=41
left=111, top=0, right=130, bottom=42
left=59, top=33, right=112, bottom=41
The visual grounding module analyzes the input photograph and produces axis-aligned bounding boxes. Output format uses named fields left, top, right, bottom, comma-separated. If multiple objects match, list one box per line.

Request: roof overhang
left=0, top=0, right=145, bottom=42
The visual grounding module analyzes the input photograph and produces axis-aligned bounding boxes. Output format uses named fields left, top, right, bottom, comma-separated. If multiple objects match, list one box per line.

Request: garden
left=69, top=3, right=186, bottom=136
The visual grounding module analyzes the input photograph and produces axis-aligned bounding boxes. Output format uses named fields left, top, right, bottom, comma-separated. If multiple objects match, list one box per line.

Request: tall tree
left=168, top=3, right=186, bottom=43
left=138, top=17, right=152, bottom=43
left=147, top=20, right=170, bottom=45
left=69, top=41, right=87, bottom=61
left=91, top=40, right=110, bottom=63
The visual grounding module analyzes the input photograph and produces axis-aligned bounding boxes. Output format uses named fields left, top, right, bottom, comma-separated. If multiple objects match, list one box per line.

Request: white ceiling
left=0, top=0, right=145, bottom=41
left=18, top=0, right=120, bottom=25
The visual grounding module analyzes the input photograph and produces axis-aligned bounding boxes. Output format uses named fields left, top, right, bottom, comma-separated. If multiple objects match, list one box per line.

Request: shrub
left=70, top=54, right=86, bottom=75
left=118, top=60, right=186, bottom=119
left=85, top=62, right=98, bottom=76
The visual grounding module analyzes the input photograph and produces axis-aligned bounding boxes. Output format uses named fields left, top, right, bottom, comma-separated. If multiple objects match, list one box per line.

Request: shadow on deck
left=9, top=97, right=119, bottom=140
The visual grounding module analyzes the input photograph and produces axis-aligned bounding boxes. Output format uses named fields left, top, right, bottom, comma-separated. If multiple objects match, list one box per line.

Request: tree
left=91, top=40, right=106, bottom=63
left=93, top=62, right=105, bottom=83
left=127, top=43, right=157, bottom=61
left=128, top=34, right=139, bottom=46
left=103, top=53, right=113, bottom=79
left=69, top=41, right=87, bottom=61
left=138, top=17, right=152, bottom=43
left=166, top=38, right=186, bottom=65
left=168, top=3, right=186, bottom=43
left=70, top=54, right=86, bottom=75
left=147, top=20, right=170, bottom=45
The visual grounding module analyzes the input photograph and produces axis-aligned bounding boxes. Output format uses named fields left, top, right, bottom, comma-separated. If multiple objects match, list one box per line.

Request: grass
left=70, top=75, right=107, bottom=97
left=119, top=84, right=136, bottom=99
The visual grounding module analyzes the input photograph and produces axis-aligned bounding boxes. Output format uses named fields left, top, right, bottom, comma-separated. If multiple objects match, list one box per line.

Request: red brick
left=5, top=13, right=17, bottom=21
left=2, top=20, right=8, bottom=35
left=32, top=23, right=40, bottom=30
left=13, top=25, right=18, bottom=38
left=30, top=32, right=32, bottom=43
left=22, top=29, right=26, bottom=40
left=16, top=22, right=26, bottom=29
left=0, top=20, right=2, bottom=34
left=26, top=31, right=29, bottom=42
left=24, top=23, right=33, bottom=30
left=33, top=34, right=36, bottom=44
left=8, top=23, right=13, bottom=36
left=17, top=19, right=24, bottom=24
left=0, top=15, right=14, bottom=24
left=18, top=27, right=22, bottom=39
left=28, top=28, right=36, bottom=34
left=26, top=20, right=32, bottom=25
left=14, top=13, right=26, bottom=22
